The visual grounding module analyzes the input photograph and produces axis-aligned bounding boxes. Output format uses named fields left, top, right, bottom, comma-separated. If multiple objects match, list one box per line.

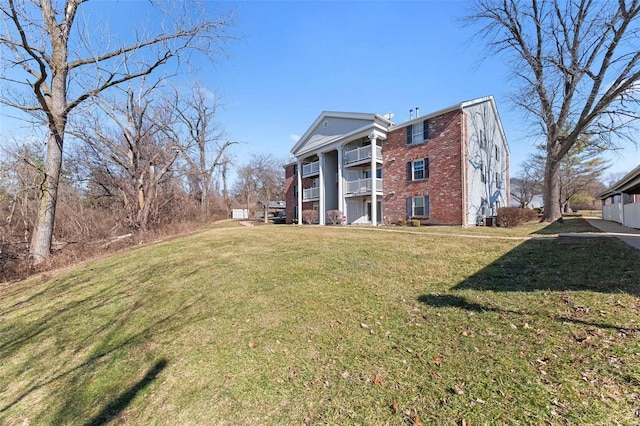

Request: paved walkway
left=583, top=218, right=640, bottom=251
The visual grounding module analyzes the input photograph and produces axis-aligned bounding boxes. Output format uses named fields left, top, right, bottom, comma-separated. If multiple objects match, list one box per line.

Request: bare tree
left=0, top=142, right=43, bottom=255
left=511, top=159, right=542, bottom=208
left=71, top=83, right=180, bottom=231
left=174, top=84, right=236, bottom=217
left=250, top=154, right=285, bottom=223
left=0, top=0, right=232, bottom=263
left=233, top=154, right=284, bottom=222
left=469, top=0, right=640, bottom=222
left=233, top=163, right=257, bottom=216
left=557, top=141, right=608, bottom=213
left=518, top=136, right=608, bottom=212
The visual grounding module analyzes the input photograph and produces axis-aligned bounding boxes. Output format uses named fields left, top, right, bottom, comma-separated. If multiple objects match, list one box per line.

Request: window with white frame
left=407, top=195, right=430, bottom=217
left=406, top=158, right=429, bottom=181
left=406, top=120, right=429, bottom=145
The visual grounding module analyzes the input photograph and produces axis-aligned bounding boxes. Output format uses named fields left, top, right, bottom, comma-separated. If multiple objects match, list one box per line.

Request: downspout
left=460, top=108, right=468, bottom=226
left=297, top=160, right=302, bottom=225
left=319, top=153, right=325, bottom=225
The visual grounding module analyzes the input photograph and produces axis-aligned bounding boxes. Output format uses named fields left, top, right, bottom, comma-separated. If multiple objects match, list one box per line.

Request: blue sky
left=1, top=0, right=637, bottom=180
left=195, top=0, right=639, bottom=176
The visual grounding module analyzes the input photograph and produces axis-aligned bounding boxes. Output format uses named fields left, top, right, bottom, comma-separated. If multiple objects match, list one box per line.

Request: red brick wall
left=284, top=163, right=316, bottom=224
left=284, top=164, right=296, bottom=224
left=382, top=109, right=464, bottom=225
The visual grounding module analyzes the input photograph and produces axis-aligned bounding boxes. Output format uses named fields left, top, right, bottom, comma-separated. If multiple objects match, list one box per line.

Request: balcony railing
left=302, top=161, right=319, bottom=177
left=345, top=178, right=383, bottom=195
left=303, top=186, right=320, bottom=200
left=344, top=145, right=382, bottom=165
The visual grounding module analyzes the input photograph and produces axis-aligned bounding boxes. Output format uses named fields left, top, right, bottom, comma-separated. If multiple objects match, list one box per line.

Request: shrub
left=326, top=210, right=342, bottom=225
left=301, top=209, right=318, bottom=225
left=497, top=207, right=538, bottom=228
left=411, top=219, right=421, bottom=227
left=397, top=218, right=407, bottom=226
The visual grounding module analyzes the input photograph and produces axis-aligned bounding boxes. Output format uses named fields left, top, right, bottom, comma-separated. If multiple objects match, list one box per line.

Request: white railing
left=303, top=186, right=319, bottom=200
left=344, top=145, right=382, bottom=165
left=345, top=178, right=382, bottom=195
left=302, top=161, right=319, bottom=177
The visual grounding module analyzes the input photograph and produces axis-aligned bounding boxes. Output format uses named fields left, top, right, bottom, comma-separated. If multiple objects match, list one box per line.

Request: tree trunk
left=201, top=176, right=210, bottom=217
left=541, top=154, right=562, bottom=222
left=30, top=130, right=64, bottom=264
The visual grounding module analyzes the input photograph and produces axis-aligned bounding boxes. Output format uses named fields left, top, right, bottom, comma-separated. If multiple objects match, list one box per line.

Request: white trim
left=291, top=111, right=393, bottom=156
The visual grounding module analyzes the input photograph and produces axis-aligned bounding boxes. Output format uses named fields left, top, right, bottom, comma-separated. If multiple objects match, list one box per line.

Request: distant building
left=600, top=165, right=640, bottom=229
left=284, top=96, right=510, bottom=226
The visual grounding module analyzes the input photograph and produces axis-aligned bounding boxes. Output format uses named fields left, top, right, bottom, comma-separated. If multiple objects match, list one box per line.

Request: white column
left=337, top=148, right=344, bottom=219
left=318, top=153, right=325, bottom=225
left=296, top=160, right=302, bottom=225
left=369, top=134, right=377, bottom=226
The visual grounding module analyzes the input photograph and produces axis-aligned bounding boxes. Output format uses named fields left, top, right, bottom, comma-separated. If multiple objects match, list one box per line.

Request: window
left=406, top=195, right=430, bottom=217
left=406, top=120, right=429, bottom=145
left=494, top=146, right=499, bottom=161
left=293, top=164, right=298, bottom=175
left=364, top=168, right=383, bottom=179
left=480, top=163, right=486, bottom=183
left=495, top=172, right=501, bottom=188
left=293, top=185, right=298, bottom=198
left=406, top=158, right=429, bottom=181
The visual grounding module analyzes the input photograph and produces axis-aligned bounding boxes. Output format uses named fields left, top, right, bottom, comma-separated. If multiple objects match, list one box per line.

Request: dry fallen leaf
left=413, top=415, right=422, bottom=426
left=433, top=354, right=444, bottom=366
left=451, top=383, right=465, bottom=395
left=391, top=401, right=398, bottom=414
left=429, top=370, right=441, bottom=378
left=373, top=376, right=383, bottom=385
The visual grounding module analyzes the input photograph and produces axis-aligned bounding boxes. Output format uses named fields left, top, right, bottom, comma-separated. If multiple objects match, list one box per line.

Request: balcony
left=303, top=186, right=319, bottom=201
left=345, top=178, right=383, bottom=195
left=302, top=161, right=319, bottom=177
left=344, top=145, right=382, bottom=166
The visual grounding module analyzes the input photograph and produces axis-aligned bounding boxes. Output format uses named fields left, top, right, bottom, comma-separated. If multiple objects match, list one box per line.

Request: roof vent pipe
left=416, top=107, right=420, bottom=117
left=409, top=109, right=414, bottom=120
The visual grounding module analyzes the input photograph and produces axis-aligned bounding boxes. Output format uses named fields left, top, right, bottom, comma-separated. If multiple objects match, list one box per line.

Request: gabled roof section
left=291, top=111, right=393, bottom=157
left=599, top=164, right=640, bottom=199
left=389, top=95, right=509, bottom=153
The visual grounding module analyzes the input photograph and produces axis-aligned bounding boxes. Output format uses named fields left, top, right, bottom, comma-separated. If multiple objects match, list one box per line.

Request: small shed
left=231, top=209, right=249, bottom=220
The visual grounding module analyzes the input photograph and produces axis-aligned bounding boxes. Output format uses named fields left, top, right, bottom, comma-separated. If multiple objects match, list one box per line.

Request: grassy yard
left=1, top=218, right=639, bottom=425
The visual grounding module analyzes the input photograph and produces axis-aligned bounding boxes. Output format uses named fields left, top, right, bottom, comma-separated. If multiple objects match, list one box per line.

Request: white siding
left=463, top=100, right=509, bottom=226
left=623, top=203, right=640, bottom=229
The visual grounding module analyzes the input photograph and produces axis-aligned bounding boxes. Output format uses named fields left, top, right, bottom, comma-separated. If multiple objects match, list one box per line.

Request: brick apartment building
left=284, top=96, right=510, bottom=226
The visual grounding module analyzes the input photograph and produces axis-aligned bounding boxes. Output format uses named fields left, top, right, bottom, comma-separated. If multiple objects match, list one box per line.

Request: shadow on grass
left=84, top=359, right=167, bottom=426
left=529, top=217, right=600, bottom=235
left=416, top=220, right=640, bottom=332
left=451, top=222, right=640, bottom=296
left=418, top=294, right=638, bottom=332
left=0, top=270, right=214, bottom=424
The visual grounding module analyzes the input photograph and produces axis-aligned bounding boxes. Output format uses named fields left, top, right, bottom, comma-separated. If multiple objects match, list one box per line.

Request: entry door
left=366, top=201, right=383, bottom=224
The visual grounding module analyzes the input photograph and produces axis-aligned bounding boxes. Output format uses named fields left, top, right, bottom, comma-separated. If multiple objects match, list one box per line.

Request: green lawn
left=1, top=219, right=639, bottom=425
